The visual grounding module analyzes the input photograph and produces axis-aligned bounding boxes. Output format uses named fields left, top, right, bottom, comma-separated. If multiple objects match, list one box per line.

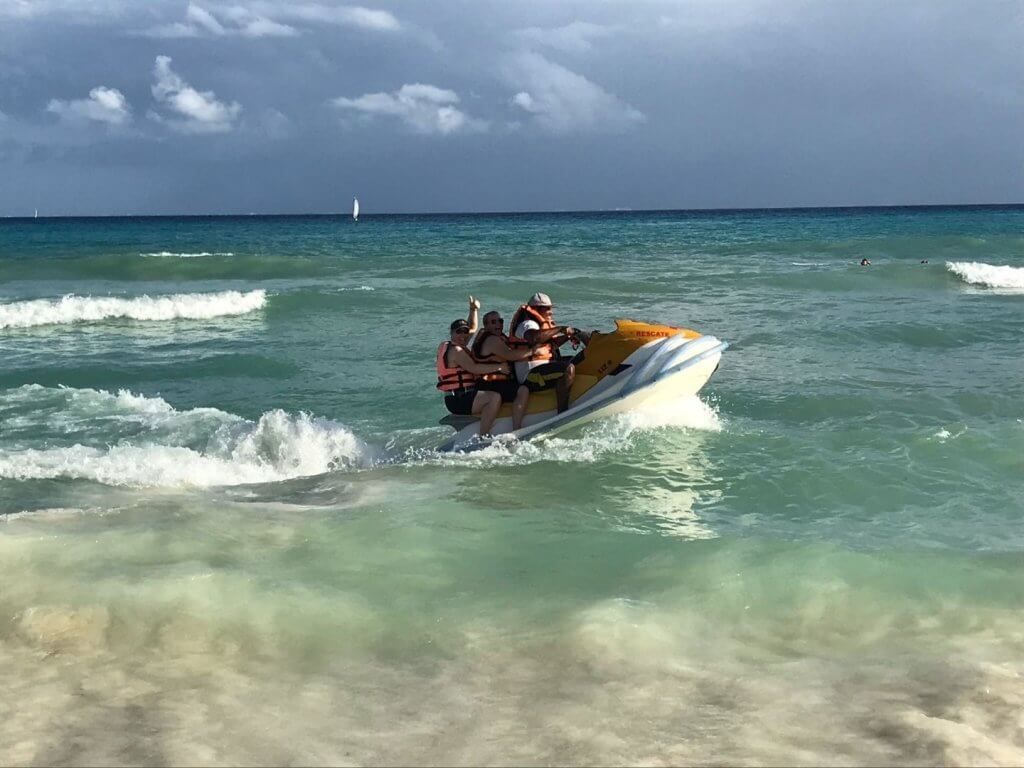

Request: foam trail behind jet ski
left=420, top=396, right=721, bottom=468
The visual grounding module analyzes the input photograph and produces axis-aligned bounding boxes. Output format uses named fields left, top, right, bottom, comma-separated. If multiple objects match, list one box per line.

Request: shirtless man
left=471, top=310, right=534, bottom=430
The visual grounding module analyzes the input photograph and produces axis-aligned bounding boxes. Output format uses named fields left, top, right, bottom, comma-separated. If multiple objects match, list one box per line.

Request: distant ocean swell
left=0, top=290, right=267, bottom=329
left=0, top=253, right=330, bottom=281
left=946, top=261, right=1024, bottom=290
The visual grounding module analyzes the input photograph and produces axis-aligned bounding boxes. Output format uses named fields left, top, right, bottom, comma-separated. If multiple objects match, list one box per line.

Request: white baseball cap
left=528, top=292, right=553, bottom=308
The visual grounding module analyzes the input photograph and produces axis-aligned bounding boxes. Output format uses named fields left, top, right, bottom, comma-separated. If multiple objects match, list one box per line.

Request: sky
left=0, top=0, right=1022, bottom=215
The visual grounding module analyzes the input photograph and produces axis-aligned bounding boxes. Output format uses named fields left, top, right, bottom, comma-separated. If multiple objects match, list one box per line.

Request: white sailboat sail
left=353, top=197, right=359, bottom=221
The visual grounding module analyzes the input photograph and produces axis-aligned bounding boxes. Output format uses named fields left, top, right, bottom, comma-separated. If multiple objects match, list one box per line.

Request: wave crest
left=0, top=386, right=375, bottom=487
left=0, top=388, right=720, bottom=486
left=140, top=251, right=234, bottom=258
left=946, top=261, right=1024, bottom=291
left=0, top=290, right=267, bottom=329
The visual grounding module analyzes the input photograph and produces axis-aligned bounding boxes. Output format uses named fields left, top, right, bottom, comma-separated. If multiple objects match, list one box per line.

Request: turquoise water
left=1, top=207, right=1023, bottom=765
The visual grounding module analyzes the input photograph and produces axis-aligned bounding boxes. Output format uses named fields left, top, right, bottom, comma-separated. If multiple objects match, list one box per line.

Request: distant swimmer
left=921, top=259, right=929, bottom=264
left=860, top=258, right=871, bottom=266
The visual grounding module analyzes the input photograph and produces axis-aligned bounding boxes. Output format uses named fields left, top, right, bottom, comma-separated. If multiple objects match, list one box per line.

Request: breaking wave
left=0, top=290, right=267, bottom=329
left=0, top=386, right=376, bottom=487
left=946, top=261, right=1024, bottom=291
left=0, top=386, right=722, bottom=486
left=140, top=251, right=234, bottom=258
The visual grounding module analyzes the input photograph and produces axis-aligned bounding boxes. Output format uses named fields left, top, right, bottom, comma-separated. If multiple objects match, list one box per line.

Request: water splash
left=140, top=251, right=234, bottom=258
left=0, top=386, right=376, bottom=487
left=418, top=395, right=722, bottom=468
left=946, top=261, right=1024, bottom=291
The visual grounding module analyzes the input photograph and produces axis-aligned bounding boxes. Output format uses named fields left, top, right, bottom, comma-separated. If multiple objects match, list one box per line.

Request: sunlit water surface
left=1, top=208, right=1023, bottom=765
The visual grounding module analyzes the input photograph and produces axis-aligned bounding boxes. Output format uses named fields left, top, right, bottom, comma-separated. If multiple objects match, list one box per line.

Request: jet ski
left=438, top=319, right=727, bottom=452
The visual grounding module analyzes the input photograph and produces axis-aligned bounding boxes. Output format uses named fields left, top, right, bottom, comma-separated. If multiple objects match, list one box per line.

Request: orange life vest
left=471, top=330, right=531, bottom=382
left=508, top=304, right=558, bottom=363
left=436, top=341, right=477, bottom=392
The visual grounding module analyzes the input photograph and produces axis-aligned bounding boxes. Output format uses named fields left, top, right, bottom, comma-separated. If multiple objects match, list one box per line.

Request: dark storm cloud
left=0, top=0, right=1021, bottom=215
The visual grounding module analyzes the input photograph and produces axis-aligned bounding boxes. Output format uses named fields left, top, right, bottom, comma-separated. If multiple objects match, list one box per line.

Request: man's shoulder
left=516, top=319, right=540, bottom=335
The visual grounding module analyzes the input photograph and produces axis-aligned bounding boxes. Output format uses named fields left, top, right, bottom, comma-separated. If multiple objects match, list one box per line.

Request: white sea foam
left=0, top=384, right=229, bottom=434
left=946, top=261, right=1024, bottom=291
left=423, top=395, right=722, bottom=468
left=140, top=251, right=233, bottom=258
left=0, top=387, right=376, bottom=488
left=619, top=396, right=722, bottom=433
left=0, top=387, right=718, bottom=485
left=2, top=507, right=97, bottom=522
left=932, top=426, right=965, bottom=442
left=0, top=290, right=267, bottom=329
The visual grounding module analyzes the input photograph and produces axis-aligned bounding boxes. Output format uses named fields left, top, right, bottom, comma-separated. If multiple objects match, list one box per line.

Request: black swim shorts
left=476, top=378, right=523, bottom=403
left=443, top=389, right=477, bottom=415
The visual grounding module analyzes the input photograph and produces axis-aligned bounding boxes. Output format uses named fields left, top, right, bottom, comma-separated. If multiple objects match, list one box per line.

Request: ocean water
left=1, top=206, right=1023, bottom=765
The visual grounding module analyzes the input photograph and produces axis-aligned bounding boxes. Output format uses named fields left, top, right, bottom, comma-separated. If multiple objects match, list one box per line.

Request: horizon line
left=4, top=201, right=1023, bottom=220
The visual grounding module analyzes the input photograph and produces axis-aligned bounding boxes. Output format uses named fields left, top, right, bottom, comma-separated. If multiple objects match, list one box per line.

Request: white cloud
left=46, top=86, right=131, bottom=125
left=150, top=55, right=241, bottom=133
left=331, top=83, right=486, bottom=135
left=183, top=3, right=225, bottom=34
left=0, top=0, right=129, bottom=21
left=504, top=52, right=645, bottom=134
left=238, top=15, right=297, bottom=37
left=142, top=21, right=198, bottom=38
left=0, top=0, right=37, bottom=18
left=141, top=2, right=399, bottom=37
left=142, top=2, right=297, bottom=38
left=515, top=21, right=616, bottom=54
left=255, top=3, right=400, bottom=32
left=510, top=92, right=534, bottom=112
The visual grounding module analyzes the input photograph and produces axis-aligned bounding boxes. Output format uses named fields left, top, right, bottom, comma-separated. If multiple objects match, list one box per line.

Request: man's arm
left=524, top=325, right=572, bottom=346
left=467, top=296, right=481, bottom=333
left=482, top=337, right=533, bottom=362
left=449, top=346, right=509, bottom=375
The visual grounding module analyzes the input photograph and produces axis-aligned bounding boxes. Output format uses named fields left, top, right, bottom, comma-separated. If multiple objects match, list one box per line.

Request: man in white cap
left=508, top=292, right=588, bottom=414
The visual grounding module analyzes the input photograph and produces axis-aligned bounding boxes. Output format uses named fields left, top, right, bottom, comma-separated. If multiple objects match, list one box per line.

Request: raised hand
left=469, top=295, right=481, bottom=310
